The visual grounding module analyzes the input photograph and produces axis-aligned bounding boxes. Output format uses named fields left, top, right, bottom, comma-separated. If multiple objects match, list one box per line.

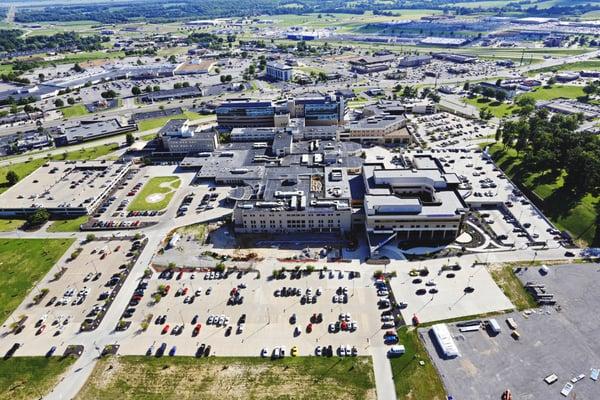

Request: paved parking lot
left=0, top=238, right=137, bottom=356
left=421, top=263, right=600, bottom=400
left=117, top=268, right=383, bottom=358
left=390, top=262, right=514, bottom=324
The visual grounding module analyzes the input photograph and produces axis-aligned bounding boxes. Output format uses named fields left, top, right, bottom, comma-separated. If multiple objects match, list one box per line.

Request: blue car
left=169, top=346, right=177, bottom=356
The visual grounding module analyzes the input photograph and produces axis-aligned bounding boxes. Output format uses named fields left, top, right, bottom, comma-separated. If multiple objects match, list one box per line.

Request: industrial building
left=0, top=161, right=131, bottom=217
left=398, top=55, right=432, bottom=68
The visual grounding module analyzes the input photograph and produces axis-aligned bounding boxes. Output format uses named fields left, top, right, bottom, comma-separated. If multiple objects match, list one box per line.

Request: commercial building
left=155, top=119, right=218, bottom=156
left=398, top=55, right=432, bottom=68
left=349, top=55, right=396, bottom=74
left=477, top=81, right=517, bottom=99
left=139, top=86, right=203, bottom=103
left=432, top=53, right=477, bottom=64
left=266, top=61, right=293, bottom=82
left=343, top=115, right=411, bottom=145
left=0, top=161, right=131, bottom=217
left=362, top=155, right=468, bottom=250
left=288, top=95, right=345, bottom=126
left=538, top=99, right=600, bottom=120
left=53, top=118, right=136, bottom=147
left=216, top=99, right=289, bottom=129
left=216, top=95, right=345, bottom=129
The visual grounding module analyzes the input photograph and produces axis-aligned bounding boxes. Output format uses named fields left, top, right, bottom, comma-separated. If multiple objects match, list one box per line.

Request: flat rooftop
left=0, top=160, right=129, bottom=212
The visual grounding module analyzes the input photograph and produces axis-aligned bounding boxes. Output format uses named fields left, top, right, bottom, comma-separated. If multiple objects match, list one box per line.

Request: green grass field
left=390, top=327, right=446, bottom=400
left=0, top=143, right=119, bottom=194
left=491, top=265, right=538, bottom=310
left=136, top=112, right=214, bottom=132
left=0, top=238, right=74, bottom=324
left=463, top=85, right=586, bottom=118
left=128, top=176, right=181, bottom=211
left=0, top=219, right=25, bottom=232
left=487, top=143, right=598, bottom=245
left=47, top=216, right=90, bottom=232
left=0, top=356, right=77, bottom=400
left=61, top=104, right=89, bottom=118
left=528, top=60, right=600, bottom=75
left=77, top=356, right=375, bottom=400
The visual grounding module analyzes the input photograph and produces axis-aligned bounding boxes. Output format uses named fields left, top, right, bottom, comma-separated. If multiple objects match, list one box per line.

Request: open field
left=0, top=356, right=76, bottom=400
left=77, top=356, right=376, bottom=400
left=390, top=327, right=446, bottom=400
left=0, top=143, right=120, bottom=194
left=0, top=219, right=25, bottom=232
left=61, top=104, right=89, bottom=118
left=47, top=216, right=90, bottom=232
left=137, top=112, right=213, bottom=132
left=0, top=238, right=74, bottom=325
left=487, top=143, right=598, bottom=244
left=128, top=176, right=180, bottom=211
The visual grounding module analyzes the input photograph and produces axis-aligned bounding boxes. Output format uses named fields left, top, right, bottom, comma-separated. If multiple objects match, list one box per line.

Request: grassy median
left=128, top=176, right=180, bottom=211
left=390, top=327, right=446, bottom=400
left=77, top=356, right=376, bottom=400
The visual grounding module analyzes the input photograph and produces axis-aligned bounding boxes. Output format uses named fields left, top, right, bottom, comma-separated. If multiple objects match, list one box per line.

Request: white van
left=387, top=345, right=406, bottom=357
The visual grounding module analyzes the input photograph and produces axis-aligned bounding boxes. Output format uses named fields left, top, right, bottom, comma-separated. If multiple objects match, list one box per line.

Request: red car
left=163, top=285, right=171, bottom=295
left=161, top=324, right=170, bottom=334
left=193, top=323, right=202, bottom=336
left=182, top=287, right=188, bottom=295
left=306, top=323, right=312, bottom=333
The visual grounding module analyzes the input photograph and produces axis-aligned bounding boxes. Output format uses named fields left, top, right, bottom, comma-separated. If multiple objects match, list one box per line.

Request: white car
left=315, top=346, right=322, bottom=356
left=338, top=346, right=346, bottom=357
left=207, top=315, right=214, bottom=325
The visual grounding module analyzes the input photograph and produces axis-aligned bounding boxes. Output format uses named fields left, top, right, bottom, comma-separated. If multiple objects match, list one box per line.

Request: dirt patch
left=77, top=356, right=376, bottom=400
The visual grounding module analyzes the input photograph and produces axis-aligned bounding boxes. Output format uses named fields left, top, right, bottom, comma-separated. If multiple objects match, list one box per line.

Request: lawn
left=77, top=356, right=376, bottom=400
left=175, top=223, right=207, bottom=242
left=0, top=356, right=76, bottom=400
left=0, top=143, right=119, bottom=194
left=137, top=112, right=214, bottom=132
left=487, top=143, right=598, bottom=244
left=128, top=176, right=181, bottom=211
left=528, top=60, right=600, bottom=75
left=463, top=85, right=586, bottom=119
left=490, top=265, right=537, bottom=310
left=47, top=216, right=90, bottom=232
left=0, top=219, right=25, bottom=232
left=390, top=327, right=446, bottom=400
left=463, top=96, right=517, bottom=118
left=0, top=238, right=74, bottom=324
left=61, top=104, right=89, bottom=118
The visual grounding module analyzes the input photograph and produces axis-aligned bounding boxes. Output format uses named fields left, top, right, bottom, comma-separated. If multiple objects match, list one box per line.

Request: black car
left=196, top=344, right=205, bottom=357
left=156, top=343, right=167, bottom=357
left=204, top=345, right=211, bottom=357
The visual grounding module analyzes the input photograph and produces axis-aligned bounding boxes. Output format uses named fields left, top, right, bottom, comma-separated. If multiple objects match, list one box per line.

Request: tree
left=168, top=55, right=177, bottom=63
left=131, top=86, right=141, bottom=96
left=27, top=209, right=50, bottom=227
left=54, top=98, right=64, bottom=108
left=479, top=107, right=493, bottom=121
left=6, top=170, right=19, bottom=186
left=494, top=90, right=507, bottom=102
left=126, top=133, right=135, bottom=146
left=67, top=97, right=75, bottom=105
left=73, top=63, right=84, bottom=73
left=463, top=82, right=470, bottom=91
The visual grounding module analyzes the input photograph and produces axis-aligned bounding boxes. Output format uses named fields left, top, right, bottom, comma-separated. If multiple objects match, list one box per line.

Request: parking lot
left=117, top=266, right=384, bottom=358
left=421, top=263, right=600, bottom=399
left=0, top=238, right=140, bottom=356
left=390, top=262, right=514, bottom=324
left=414, top=112, right=495, bottom=149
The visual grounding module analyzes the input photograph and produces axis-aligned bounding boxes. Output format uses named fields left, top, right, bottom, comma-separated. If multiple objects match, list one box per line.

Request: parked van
left=388, top=346, right=406, bottom=357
